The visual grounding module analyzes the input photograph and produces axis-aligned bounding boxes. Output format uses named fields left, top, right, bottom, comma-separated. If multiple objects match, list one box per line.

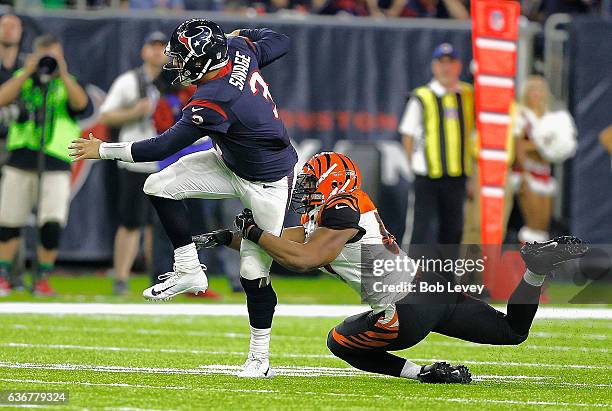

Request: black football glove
left=192, top=229, right=233, bottom=250
left=234, top=208, right=264, bottom=244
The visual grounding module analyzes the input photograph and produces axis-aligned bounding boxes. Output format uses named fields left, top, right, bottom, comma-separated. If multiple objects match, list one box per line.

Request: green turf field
left=2, top=272, right=607, bottom=306
left=1, top=274, right=361, bottom=304
left=0, top=312, right=610, bottom=410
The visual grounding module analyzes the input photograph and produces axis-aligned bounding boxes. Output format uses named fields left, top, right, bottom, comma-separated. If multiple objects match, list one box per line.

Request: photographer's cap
left=432, top=43, right=458, bottom=60
left=145, top=31, right=168, bottom=45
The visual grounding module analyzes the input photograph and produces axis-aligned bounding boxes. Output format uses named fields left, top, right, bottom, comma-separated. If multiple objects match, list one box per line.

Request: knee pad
left=240, top=258, right=270, bottom=281
left=143, top=173, right=162, bottom=196
left=240, top=277, right=277, bottom=329
left=0, top=226, right=20, bottom=242
left=40, top=222, right=62, bottom=249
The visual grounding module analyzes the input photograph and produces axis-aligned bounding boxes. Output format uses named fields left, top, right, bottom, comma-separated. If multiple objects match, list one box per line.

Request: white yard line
left=8, top=323, right=609, bottom=354
left=0, top=377, right=609, bottom=408
left=426, top=341, right=609, bottom=353
left=530, top=331, right=608, bottom=340
left=0, top=303, right=611, bottom=319
left=3, top=342, right=612, bottom=370
left=0, top=362, right=610, bottom=388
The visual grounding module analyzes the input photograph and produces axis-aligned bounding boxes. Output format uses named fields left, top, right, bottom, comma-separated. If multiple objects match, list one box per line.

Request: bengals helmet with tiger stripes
left=291, top=152, right=362, bottom=213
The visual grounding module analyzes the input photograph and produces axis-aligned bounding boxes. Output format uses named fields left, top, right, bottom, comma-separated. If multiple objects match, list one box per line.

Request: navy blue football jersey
left=180, top=30, right=297, bottom=182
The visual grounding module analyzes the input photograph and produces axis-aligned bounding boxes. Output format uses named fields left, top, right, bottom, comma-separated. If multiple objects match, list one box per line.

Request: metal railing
left=544, top=13, right=571, bottom=108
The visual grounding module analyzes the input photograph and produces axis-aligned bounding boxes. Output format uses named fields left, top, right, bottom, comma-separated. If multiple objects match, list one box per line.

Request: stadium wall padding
left=568, top=17, right=612, bottom=244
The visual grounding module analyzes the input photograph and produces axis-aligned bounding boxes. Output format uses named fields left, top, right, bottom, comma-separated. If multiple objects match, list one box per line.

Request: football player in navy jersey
left=70, top=19, right=297, bottom=377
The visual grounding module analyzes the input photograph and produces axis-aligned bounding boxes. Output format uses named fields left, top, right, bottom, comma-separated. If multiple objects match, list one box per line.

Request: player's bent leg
left=326, top=306, right=472, bottom=383
left=235, top=174, right=292, bottom=378
left=326, top=310, right=408, bottom=377
left=140, top=152, right=239, bottom=301
left=433, top=293, right=531, bottom=345
left=434, top=236, right=587, bottom=345
left=142, top=196, right=208, bottom=301
left=143, top=150, right=238, bottom=201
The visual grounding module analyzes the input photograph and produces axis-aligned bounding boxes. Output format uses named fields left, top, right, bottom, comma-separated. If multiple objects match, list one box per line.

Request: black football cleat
left=417, top=362, right=472, bottom=384
left=520, top=235, right=588, bottom=275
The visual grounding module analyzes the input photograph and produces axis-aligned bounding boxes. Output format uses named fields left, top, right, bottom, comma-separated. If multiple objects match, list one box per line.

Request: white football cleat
left=237, top=353, right=274, bottom=378
left=143, top=265, right=208, bottom=301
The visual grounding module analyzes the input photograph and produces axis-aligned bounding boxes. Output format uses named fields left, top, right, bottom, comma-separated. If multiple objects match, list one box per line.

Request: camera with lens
left=0, top=100, right=28, bottom=126
left=37, top=55, right=59, bottom=80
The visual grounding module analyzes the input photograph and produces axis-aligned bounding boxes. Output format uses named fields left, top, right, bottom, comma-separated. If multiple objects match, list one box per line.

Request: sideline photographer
left=0, top=33, right=90, bottom=296
left=0, top=14, right=26, bottom=140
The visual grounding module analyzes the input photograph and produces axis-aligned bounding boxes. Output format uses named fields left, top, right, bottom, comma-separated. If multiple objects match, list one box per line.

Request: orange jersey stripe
left=332, top=329, right=370, bottom=350
left=354, top=335, right=391, bottom=348
left=364, top=331, right=398, bottom=340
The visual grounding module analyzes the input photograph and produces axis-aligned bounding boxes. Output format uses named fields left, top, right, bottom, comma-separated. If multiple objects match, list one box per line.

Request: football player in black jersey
left=195, top=152, right=588, bottom=383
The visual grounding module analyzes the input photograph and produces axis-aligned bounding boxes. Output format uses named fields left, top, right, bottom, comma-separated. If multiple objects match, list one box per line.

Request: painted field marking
left=3, top=342, right=612, bottom=370
left=0, top=303, right=611, bottom=319
left=0, top=377, right=610, bottom=408
left=0, top=362, right=610, bottom=388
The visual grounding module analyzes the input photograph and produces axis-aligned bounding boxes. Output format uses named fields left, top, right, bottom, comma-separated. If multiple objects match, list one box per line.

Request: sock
left=174, top=243, right=201, bottom=273
left=0, top=260, right=11, bottom=277
left=506, top=275, right=543, bottom=335
left=523, top=269, right=546, bottom=287
left=518, top=226, right=549, bottom=244
left=241, top=277, right=277, bottom=328
left=249, top=326, right=271, bottom=358
left=399, top=359, right=422, bottom=379
left=37, top=262, right=54, bottom=279
left=149, top=196, right=192, bottom=249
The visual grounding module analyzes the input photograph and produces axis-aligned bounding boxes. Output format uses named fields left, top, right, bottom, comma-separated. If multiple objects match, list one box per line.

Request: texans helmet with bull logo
left=164, top=18, right=229, bottom=86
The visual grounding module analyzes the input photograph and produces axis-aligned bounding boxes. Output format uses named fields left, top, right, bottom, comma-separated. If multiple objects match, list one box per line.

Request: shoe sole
left=237, top=369, right=275, bottom=379
left=143, top=285, right=208, bottom=301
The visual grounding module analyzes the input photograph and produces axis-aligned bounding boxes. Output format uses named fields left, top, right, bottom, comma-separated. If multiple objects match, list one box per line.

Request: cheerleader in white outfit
left=513, top=76, right=577, bottom=243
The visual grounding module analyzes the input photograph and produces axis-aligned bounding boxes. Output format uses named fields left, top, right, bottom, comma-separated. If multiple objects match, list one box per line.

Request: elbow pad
left=99, top=142, right=134, bottom=162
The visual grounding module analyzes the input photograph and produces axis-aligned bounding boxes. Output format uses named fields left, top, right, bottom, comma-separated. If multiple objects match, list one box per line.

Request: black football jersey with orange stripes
left=302, top=190, right=410, bottom=313
left=181, top=34, right=297, bottom=182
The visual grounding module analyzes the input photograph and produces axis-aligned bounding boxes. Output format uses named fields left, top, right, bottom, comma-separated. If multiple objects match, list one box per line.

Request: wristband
left=99, top=142, right=134, bottom=162
left=246, top=226, right=264, bottom=244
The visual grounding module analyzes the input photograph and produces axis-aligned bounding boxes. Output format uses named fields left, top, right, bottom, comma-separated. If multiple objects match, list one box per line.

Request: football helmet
left=163, top=19, right=229, bottom=86
left=292, top=152, right=362, bottom=214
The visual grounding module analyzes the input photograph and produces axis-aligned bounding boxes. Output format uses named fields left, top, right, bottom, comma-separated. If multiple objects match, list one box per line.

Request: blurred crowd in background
left=0, top=4, right=609, bottom=298
left=0, top=0, right=609, bottom=21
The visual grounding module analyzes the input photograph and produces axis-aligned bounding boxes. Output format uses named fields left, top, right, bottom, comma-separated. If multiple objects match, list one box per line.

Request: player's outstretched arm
left=234, top=209, right=356, bottom=272
left=69, top=120, right=202, bottom=162
left=193, top=226, right=306, bottom=251
left=259, top=226, right=356, bottom=272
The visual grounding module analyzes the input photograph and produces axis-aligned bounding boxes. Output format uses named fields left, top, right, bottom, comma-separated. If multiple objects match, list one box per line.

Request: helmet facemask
left=163, top=45, right=210, bottom=86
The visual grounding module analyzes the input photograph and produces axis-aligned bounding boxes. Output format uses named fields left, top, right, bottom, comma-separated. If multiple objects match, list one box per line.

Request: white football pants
left=143, top=149, right=293, bottom=281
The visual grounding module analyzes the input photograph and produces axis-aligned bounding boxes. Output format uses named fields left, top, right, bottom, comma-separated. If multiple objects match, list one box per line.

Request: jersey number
left=249, top=71, right=279, bottom=119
